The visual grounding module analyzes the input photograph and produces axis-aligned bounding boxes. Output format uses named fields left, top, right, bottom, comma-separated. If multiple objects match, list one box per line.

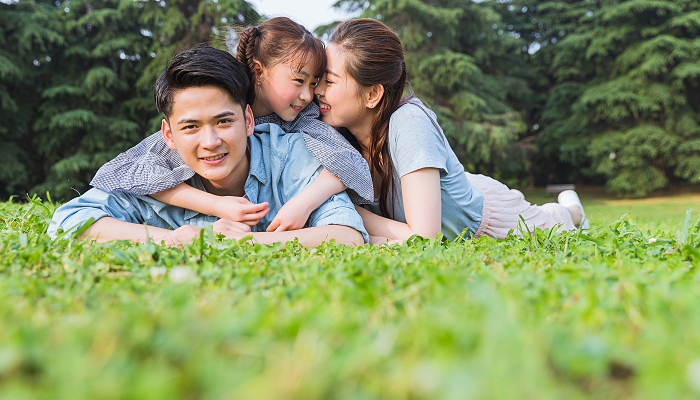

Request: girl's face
left=253, top=58, right=319, bottom=121
left=315, top=44, right=372, bottom=136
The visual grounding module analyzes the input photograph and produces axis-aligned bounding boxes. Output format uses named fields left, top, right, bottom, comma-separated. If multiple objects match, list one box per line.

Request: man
left=47, top=46, right=367, bottom=247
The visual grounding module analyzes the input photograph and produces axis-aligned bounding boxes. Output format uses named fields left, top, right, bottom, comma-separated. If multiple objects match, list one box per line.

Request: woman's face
left=254, top=58, right=318, bottom=122
left=315, top=44, right=370, bottom=134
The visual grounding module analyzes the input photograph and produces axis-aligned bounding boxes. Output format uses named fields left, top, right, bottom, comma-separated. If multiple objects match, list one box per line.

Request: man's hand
left=212, top=218, right=252, bottom=236
left=157, top=225, right=203, bottom=247
left=266, top=196, right=313, bottom=232
left=213, top=196, right=270, bottom=226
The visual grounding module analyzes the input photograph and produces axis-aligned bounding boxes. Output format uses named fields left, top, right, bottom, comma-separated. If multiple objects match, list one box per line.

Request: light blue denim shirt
left=48, top=123, right=369, bottom=243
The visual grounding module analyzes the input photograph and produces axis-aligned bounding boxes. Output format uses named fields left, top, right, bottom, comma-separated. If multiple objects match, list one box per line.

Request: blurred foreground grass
left=0, top=192, right=699, bottom=399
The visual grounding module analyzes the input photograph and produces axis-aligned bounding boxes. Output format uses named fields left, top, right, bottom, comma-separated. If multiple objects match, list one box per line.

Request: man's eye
left=219, top=119, right=234, bottom=124
left=183, top=125, right=197, bottom=130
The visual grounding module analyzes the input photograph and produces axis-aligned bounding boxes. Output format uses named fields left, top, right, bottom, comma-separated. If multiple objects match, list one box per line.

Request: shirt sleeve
left=307, top=193, right=369, bottom=244
left=388, top=102, right=449, bottom=178
left=89, top=132, right=195, bottom=195
left=47, top=188, right=147, bottom=238
left=281, top=103, right=374, bottom=205
left=275, top=131, right=369, bottom=243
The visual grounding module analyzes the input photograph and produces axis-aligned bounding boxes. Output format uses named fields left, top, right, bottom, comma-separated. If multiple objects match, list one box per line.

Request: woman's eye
left=294, top=79, right=304, bottom=84
left=325, top=80, right=334, bottom=85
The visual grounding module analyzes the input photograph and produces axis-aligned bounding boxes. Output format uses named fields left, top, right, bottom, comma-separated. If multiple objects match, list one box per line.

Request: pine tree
left=507, top=0, right=700, bottom=196
left=0, top=0, right=64, bottom=198
left=0, top=0, right=259, bottom=200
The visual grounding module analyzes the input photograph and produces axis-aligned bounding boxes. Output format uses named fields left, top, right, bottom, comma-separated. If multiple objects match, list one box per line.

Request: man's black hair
left=154, top=44, right=255, bottom=119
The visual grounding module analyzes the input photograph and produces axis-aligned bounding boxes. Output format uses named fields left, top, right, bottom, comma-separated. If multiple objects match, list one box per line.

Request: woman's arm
left=356, top=167, right=442, bottom=241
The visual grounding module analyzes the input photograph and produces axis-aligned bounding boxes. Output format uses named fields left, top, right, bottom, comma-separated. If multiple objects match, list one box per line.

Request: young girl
left=90, top=17, right=373, bottom=231
left=314, top=18, right=588, bottom=243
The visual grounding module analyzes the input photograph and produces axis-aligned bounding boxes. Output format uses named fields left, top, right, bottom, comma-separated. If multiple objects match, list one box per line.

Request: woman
left=314, top=18, right=587, bottom=243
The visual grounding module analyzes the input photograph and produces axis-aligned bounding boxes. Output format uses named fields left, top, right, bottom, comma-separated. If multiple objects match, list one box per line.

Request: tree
left=0, top=0, right=259, bottom=200
left=0, top=0, right=64, bottom=198
left=506, top=0, right=700, bottom=196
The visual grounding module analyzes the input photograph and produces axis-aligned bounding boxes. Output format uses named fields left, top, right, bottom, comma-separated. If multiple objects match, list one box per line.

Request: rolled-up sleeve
left=271, top=131, right=369, bottom=243
left=307, top=193, right=369, bottom=243
left=47, top=188, right=147, bottom=238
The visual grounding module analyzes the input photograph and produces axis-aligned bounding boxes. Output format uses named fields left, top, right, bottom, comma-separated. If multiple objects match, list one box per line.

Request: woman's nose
left=314, top=79, right=326, bottom=96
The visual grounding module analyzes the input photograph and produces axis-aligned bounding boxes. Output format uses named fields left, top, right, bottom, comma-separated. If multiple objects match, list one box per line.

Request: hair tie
left=253, top=26, right=261, bottom=36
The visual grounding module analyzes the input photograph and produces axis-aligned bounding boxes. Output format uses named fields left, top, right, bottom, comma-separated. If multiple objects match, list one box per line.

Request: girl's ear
left=252, top=60, right=264, bottom=86
left=365, top=84, right=385, bottom=109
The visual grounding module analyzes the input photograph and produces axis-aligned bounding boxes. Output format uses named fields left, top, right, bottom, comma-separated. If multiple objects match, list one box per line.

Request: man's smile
left=201, top=153, right=228, bottom=163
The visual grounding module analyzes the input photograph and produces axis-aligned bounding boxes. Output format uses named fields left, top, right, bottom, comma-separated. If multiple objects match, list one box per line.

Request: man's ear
left=365, top=84, right=385, bottom=109
left=161, top=119, right=177, bottom=150
left=244, top=104, right=255, bottom=137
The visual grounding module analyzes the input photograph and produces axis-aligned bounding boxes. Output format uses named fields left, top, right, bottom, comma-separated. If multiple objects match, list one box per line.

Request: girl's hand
left=266, top=196, right=313, bottom=232
left=213, top=196, right=270, bottom=226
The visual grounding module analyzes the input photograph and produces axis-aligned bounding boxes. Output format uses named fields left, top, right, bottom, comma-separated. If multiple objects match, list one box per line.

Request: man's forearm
left=237, top=225, right=364, bottom=247
left=82, top=217, right=197, bottom=246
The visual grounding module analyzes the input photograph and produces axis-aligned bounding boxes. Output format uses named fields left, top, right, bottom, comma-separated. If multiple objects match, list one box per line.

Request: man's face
left=162, top=86, right=254, bottom=194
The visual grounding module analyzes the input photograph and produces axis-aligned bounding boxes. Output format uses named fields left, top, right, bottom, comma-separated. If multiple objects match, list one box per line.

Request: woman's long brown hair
left=330, top=19, right=409, bottom=217
left=236, top=17, right=326, bottom=106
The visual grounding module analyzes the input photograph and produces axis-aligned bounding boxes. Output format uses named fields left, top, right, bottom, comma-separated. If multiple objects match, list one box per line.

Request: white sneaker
left=557, top=190, right=589, bottom=230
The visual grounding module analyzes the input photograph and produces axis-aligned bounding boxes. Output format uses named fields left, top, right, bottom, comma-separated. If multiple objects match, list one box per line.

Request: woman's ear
left=365, top=84, right=385, bottom=109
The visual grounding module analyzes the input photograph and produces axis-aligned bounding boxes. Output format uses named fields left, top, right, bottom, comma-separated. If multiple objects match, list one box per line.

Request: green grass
left=1, top=192, right=699, bottom=399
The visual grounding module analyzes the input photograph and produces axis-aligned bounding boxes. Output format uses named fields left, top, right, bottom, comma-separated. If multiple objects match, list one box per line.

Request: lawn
left=0, top=191, right=699, bottom=399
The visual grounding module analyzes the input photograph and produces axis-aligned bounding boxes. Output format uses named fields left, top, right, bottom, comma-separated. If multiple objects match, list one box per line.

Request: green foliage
left=2, top=196, right=700, bottom=397
left=4, top=0, right=700, bottom=200
left=0, top=0, right=259, bottom=201
left=505, top=0, right=700, bottom=196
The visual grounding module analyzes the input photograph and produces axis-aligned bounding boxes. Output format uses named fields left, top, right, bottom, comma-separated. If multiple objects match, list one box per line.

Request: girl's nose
left=300, top=84, right=313, bottom=102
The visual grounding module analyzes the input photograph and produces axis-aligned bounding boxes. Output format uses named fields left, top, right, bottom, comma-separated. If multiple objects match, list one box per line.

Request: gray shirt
left=363, top=100, right=484, bottom=239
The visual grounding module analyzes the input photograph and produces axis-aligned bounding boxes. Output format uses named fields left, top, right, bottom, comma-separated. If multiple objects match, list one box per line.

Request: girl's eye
left=294, top=79, right=304, bottom=84
left=325, top=80, right=334, bottom=85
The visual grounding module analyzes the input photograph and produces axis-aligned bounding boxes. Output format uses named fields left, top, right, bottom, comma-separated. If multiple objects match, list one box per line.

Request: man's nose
left=201, top=126, right=222, bottom=148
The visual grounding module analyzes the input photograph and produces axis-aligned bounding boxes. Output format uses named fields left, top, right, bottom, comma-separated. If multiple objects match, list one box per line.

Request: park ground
left=0, top=187, right=699, bottom=399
